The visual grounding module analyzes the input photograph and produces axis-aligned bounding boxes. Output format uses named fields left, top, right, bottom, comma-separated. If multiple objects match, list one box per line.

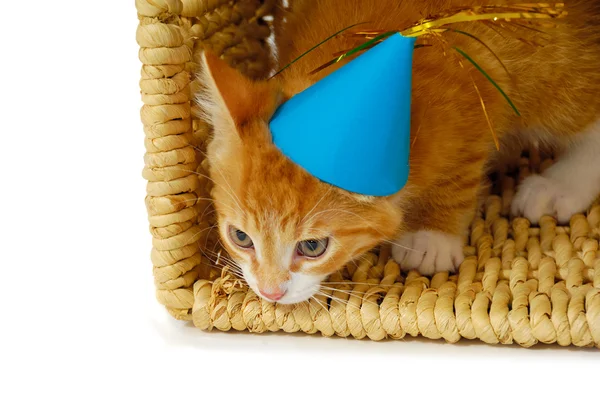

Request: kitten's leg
left=512, top=121, right=600, bottom=224
left=392, top=175, right=484, bottom=275
left=392, top=230, right=465, bottom=275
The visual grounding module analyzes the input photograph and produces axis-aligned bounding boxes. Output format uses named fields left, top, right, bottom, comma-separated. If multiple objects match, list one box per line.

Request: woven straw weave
left=136, top=0, right=600, bottom=348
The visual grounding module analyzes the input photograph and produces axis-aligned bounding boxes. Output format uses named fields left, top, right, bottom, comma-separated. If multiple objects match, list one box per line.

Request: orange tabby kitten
left=197, top=0, right=600, bottom=304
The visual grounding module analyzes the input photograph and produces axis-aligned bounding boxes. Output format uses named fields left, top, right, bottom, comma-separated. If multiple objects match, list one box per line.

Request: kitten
left=196, top=0, right=600, bottom=304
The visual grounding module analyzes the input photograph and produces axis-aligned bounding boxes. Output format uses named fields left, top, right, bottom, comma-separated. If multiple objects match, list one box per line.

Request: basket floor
left=191, top=153, right=600, bottom=348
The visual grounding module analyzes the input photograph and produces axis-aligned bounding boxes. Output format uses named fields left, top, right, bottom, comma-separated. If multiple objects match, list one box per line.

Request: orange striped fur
left=197, top=1, right=600, bottom=303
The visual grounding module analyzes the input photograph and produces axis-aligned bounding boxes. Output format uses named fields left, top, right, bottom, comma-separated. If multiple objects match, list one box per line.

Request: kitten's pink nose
left=259, top=288, right=286, bottom=301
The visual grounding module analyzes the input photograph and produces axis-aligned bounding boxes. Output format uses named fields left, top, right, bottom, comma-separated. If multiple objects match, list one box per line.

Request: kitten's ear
left=197, top=51, right=281, bottom=131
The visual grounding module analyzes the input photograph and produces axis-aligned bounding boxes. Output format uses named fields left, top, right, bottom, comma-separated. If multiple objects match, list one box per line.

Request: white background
left=0, top=1, right=597, bottom=397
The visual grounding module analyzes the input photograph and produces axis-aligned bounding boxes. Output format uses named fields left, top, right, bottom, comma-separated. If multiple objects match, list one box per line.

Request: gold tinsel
left=298, top=3, right=568, bottom=147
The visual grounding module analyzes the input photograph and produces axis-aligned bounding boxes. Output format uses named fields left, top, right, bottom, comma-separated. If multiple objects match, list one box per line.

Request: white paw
left=511, top=174, right=588, bottom=224
left=391, top=230, right=464, bottom=275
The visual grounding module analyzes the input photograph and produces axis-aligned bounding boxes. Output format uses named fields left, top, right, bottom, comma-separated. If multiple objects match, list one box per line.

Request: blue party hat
left=269, top=33, right=416, bottom=196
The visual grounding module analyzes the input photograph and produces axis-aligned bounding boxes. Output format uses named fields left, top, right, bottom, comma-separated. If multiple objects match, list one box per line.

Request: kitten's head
left=197, top=53, right=403, bottom=304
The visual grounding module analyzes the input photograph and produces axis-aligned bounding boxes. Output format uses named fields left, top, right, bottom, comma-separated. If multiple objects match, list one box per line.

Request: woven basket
left=136, top=0, right=600, bottom=348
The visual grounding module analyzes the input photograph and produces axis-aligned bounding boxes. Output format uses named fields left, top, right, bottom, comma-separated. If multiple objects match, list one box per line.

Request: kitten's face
left=198, top=53, right=403, bottom=304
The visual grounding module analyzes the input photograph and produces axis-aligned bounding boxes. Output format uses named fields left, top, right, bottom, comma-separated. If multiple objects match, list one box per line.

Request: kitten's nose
left=259, top=288, right=287, bottom=301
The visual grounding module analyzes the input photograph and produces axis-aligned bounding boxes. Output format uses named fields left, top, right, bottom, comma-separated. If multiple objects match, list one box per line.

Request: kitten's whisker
left=322, top=294, right=364, bottom=327
left=151, top=196, right=213, bottom=206
left=208, top=165, right=245, bottom=214
left=184, top=223, right=220, bottom=246
left=206, top=254, right=240, bottom=269
left=317, top=291, right=361, bottom=312
left=321, top=287, right=367, bottom=301
left=203, top=249, right=239, bottom=267
left=206, top=267, right=246, bottom=283
left=205, top=265, right=248, bottom=286
left=202, top=254, right=242, bottom=271
left=319, top=288, right=362, bottom=303
left=323, top=281, right=396, bottom=287
left=300, top=185, right=333, bottom=225
left=209, top=257, right=243, bottom=273
left=174, top=166, right=245, bottom=215
left=212, top=237, right=224, bottom=256
left=380, top=239, right=424, bottom=253
left=197, top=200, right=237, bottom=216
left=198, top=246, right=245, bottom=274
left=197, top=208, right=217, bottom=222
left=189, top=144, right=209, bottom=157
left=310, top=296, right=329, bottom=313
left=204, top=263, right=247, bottom=282
left=201, top=248, right=243, bottom=271
left=201, top=225, right=220, bottom=250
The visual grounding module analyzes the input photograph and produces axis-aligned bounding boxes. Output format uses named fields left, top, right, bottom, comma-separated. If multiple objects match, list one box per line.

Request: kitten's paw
left=391, top=230, right=464, bottom=275
left=511, top=174, right=587, bottom=224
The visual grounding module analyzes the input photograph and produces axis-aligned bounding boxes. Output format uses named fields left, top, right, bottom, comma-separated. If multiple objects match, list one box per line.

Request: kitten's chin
left=276, top=285, right=321, bottom=305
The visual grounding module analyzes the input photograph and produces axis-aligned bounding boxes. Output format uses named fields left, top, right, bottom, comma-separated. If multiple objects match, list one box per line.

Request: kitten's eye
left=229, top=226, right=254, bottom=249
left=297, top=238, right=329, bottom=258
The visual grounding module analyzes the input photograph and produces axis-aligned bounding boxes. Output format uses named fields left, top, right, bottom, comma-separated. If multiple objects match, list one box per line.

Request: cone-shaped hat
left=269, top=33, right=416, bottom=196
